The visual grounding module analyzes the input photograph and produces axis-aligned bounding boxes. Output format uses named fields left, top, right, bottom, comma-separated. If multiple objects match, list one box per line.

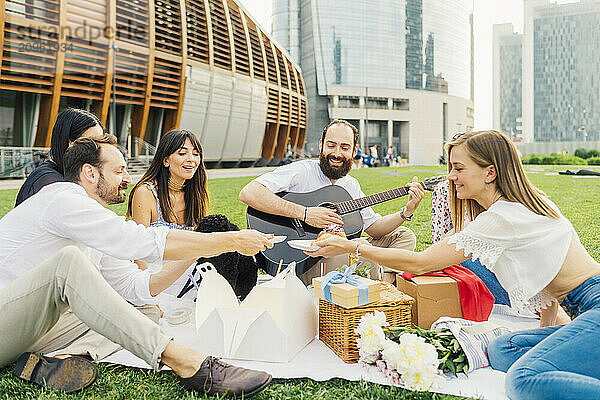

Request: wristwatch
left=400, top=207, right=413, bottom=221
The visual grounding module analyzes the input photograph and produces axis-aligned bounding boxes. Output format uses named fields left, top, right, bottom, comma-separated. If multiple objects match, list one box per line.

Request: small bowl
left=165, top=307, right=192, bottom=325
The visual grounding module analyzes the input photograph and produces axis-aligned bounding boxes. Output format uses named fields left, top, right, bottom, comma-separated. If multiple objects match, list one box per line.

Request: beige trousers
left=300, top=225, right=416, bottom=285
left=28, top=305, right=160, bottom=361
left=0, top=246, right=171, bottom=370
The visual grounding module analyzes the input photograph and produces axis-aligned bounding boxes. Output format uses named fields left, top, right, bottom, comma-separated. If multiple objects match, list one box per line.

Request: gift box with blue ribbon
left=312, top=264, right=380, bottom=308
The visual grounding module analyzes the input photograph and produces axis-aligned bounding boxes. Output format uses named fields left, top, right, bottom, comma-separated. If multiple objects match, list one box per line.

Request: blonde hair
left=447, top=130, right=558, bottom=232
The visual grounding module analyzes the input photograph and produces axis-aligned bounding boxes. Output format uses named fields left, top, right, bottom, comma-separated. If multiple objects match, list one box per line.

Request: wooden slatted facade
left=0, top=0, right=307, bottom=161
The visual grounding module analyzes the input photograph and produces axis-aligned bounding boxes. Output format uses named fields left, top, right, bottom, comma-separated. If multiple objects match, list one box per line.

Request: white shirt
left=448, top=198, right=574, bottom=314
left=0, top=182, right=170, bottom=306
left=253, top=159, right=382, bottom=229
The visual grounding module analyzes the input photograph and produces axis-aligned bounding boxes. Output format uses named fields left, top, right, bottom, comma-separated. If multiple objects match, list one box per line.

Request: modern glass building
left=522, top=0, right=600, bottom=143
left=0, top=0, right=306, bottom=172
left=405, top=0, right=423, bottom=90
left=272, top=0, right=474, bottom=164
left=422, top=0, right=472, bottom=99
left=493, top=23, right=522, bottom=139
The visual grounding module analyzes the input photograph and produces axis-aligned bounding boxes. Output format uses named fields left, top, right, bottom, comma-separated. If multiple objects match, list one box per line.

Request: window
left=393, top=98, right=409, bottom=110
left=337, top=96, right=360, bottom=108
left=366, top=97, right=388, bottom=110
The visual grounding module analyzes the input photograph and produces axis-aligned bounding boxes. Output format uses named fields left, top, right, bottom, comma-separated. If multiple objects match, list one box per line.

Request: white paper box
left=194, top=261, right=317, bottom=362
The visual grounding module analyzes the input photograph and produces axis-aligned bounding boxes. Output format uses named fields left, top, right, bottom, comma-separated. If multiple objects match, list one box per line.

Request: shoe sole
left=240, top=375, right=273, bottom=399
left=14, top=352, right=98, bottom=393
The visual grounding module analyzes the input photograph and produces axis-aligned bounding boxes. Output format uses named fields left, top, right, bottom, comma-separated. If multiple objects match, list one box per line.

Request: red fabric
left=401, top=264, right=494, bottom=322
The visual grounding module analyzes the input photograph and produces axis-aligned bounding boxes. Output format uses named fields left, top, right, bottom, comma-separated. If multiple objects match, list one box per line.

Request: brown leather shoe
left=179, top=356, right=272, bottom=398
left=14, top=352, right=98, bottom=393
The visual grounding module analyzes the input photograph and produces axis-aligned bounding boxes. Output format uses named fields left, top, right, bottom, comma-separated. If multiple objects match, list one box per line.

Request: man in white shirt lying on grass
left=0, top=134, right=273, bottom=398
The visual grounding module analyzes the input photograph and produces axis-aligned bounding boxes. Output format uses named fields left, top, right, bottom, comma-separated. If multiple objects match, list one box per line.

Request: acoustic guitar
left=246, top=176, right=445, bottom=276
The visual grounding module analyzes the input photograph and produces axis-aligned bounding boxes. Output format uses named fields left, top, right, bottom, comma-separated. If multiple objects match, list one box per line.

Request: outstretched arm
left=307, top=235, right=469, bottom=275
left=163, top=228, right=273, bottom=260
left=239, top=181, right=343, bottom=228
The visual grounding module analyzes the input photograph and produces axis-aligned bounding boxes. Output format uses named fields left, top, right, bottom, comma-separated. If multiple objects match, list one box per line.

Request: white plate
left=270, top=235, right=287, bottom=244
left=287, top=239, right=320, bottom=251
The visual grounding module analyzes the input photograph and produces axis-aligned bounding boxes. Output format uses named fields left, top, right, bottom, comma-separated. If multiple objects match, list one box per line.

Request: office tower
left=493, top=23, right=523, bottom=139
left=522, top=0, right=600, bottom=142
left=273, top=0, right=474, bottom=164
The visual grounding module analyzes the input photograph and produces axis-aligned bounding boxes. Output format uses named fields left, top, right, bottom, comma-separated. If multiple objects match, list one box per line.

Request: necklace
left=168, top=179, right=184, bottom=192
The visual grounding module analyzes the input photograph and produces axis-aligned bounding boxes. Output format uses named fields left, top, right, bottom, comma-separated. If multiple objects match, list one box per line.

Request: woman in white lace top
left=310, top=130, right=600, bottom=399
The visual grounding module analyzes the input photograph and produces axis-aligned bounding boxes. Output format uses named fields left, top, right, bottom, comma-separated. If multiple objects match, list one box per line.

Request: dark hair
left=127, top=129, right=209, bottom=228
left=321, top=119, right=359, bottom=147
left=63, top=134, right=118, bottom=182
left=50, top=109, right=103, bottom=175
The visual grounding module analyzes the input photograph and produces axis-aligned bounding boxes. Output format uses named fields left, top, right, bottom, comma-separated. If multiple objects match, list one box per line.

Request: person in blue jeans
left=309, top=130, right=600, bottom=400
left=488, top=275, right=600, bottom=400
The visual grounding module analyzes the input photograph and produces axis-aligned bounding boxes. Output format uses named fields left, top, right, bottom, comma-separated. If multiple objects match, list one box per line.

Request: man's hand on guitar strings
left=305, top=206, right=344, bottom=228
left=404, top=176, right=426, bottom=216
left=303, top=235, right=354, bottom=258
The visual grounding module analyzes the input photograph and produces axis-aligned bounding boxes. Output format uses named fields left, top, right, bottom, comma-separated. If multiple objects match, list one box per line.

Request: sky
left=236, top=0, right=524, bottom=130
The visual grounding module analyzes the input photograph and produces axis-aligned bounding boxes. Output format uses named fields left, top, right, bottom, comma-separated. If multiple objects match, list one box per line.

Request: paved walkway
left=0, top=166, right=277, bottom=190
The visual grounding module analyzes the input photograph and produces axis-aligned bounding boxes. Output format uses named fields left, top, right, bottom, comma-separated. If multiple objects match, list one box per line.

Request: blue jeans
left=487, top=274, right=600, bottom=400
left=461, top=258, right=511, bottom=306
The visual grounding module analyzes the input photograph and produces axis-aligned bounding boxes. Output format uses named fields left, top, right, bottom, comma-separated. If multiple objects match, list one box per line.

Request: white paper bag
left=194, top=261, right=317, bottom=362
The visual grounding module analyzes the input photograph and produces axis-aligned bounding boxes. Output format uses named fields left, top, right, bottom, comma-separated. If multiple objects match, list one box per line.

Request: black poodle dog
left=175, top=214, right=259, bottom=301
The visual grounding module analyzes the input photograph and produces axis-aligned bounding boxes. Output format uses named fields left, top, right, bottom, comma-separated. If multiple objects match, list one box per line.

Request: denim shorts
left=560, top=273, right=600, bottom=317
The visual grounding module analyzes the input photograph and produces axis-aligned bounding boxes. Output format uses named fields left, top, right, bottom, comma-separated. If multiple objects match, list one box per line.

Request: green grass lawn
left=0, top=165, right=598, bottom=399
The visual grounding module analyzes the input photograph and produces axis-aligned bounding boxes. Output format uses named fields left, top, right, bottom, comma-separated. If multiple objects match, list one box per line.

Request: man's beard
left=97, top=173, right=127, bottom=205
left=319, top=152, right=353, bottom=180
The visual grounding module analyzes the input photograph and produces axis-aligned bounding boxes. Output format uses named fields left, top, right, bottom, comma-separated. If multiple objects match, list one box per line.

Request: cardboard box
left=395, top=274, right=462, bottom=329
left=313, top=276, right=380, bottom=308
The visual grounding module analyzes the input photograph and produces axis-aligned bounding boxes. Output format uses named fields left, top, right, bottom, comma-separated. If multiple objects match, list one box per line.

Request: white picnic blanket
left=100, top=304, right=539, bottom=400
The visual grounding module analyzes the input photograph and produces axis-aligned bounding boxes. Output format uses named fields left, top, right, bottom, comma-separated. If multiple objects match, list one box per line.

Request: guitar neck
left=335, top=186, right=412, bottom=214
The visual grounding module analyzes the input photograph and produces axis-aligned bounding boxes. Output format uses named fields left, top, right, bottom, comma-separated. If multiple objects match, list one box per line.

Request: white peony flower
left=356, top=324, right=386, bottom=363
left=380, top=333, right=442, bottom=391
left=355, top=311, right=389, bottom=363
left=355, top=312, right=443, bottom=391
left=401, top=369, right=443, bottom=392
left=354, top=311, right=388, bottom=338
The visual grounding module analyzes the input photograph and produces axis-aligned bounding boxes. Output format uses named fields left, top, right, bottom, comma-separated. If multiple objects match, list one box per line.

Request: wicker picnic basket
left=318, top=281, right=414, bottom=363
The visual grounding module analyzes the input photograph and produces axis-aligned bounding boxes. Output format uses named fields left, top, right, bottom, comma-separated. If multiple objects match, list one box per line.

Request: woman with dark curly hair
left=15, top=108, right=103, bottom=206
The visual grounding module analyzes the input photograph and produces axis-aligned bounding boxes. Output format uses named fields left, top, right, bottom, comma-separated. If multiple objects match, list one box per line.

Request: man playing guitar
left=239, top=119, right=425, bottom=285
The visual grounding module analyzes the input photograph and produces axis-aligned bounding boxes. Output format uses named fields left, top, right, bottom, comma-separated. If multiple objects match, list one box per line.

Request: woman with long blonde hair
left=310, top=130, right=600, bottom=399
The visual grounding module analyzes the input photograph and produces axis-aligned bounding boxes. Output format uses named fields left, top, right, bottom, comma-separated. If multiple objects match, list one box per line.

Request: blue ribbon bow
left=321, top=263, right=369, bottom=305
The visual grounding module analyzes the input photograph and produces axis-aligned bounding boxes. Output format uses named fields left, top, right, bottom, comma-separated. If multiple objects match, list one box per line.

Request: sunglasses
left=451, top=131, right=467, bottom=141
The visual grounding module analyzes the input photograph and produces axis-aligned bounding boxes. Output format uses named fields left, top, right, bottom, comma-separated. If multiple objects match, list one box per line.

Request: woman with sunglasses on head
left=15, top=108, right=104, bottom=206
left=127, top=129, right=208, bottom=273
left=309, top=130, right=600, bottom=400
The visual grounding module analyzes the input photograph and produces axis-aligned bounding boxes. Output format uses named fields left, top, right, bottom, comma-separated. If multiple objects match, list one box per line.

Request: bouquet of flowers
left=355, top=311, right=469, bottom=391
left=384, top=325, right=469, bottom=376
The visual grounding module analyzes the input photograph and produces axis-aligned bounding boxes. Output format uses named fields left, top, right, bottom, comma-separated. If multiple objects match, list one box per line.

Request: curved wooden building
left=0, top=0, right=307, bottom=166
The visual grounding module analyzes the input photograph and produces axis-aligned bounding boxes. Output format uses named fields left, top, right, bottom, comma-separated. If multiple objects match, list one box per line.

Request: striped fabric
left=431, top=317, right=510, bottom=372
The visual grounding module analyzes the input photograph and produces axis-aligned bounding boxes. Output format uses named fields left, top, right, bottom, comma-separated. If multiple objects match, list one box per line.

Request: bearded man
left=239, top=119, right=425, bottom=285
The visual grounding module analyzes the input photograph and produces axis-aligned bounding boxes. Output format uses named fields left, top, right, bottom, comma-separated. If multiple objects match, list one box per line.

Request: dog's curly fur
left=195, top=214, right=259, bottom=300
